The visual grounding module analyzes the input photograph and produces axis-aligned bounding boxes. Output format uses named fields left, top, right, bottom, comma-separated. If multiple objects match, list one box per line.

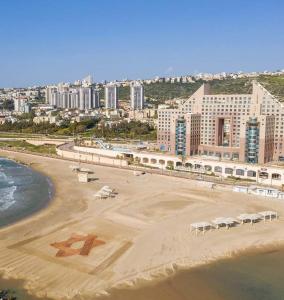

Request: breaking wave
left=0, top=185, right=17, bottom=211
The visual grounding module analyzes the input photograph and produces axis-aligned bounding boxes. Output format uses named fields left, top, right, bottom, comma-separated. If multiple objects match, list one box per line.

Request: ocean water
left=97, top=247, right=284, bottom=300
left=0, top=158, right=53, bottom=228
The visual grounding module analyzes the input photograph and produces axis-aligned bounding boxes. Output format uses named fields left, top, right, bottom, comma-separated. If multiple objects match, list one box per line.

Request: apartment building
left=105, top=83, right=118, bottom=109
left=130, top=81, right=144, bottom=110
left=13, top=98, right=31, bottom=113
left=157, top=81, right=284, bottom=164
left=46, top=86, right=100, bottom=110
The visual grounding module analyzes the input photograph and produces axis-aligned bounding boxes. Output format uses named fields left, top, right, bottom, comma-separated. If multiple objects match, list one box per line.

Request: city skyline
left=0, top=0, right=284, bottom=87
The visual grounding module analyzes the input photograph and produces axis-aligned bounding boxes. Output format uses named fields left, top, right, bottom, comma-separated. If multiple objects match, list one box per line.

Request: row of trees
left=0, top=120, right=60, bottom=134
left=0, top=118, right=100, bottom=135
left=0, top=117, right=156, bottom=140
left=92, top=120, right=156, bottom=140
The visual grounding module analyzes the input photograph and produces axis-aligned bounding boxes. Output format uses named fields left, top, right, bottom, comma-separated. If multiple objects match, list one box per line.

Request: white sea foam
left=0, top=185, right=17, bottom=211
left=0, top=171, right=8, bottom=181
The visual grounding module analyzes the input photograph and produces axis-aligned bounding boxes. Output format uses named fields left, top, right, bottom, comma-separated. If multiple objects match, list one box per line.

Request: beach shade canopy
left=94, top=191, right=109, bottom=199
left=258, top=211, right=278, bottom=221
left=190, top=222, right=212, bottom=234
left=102, top=185, right=114, bottom=192
left=94, top=186, right=116, bottom=199
left=101, top=190, right=114, bottom=196
left=212, top=217, right=239, bottom=229
left=237, top=213, right=262, bottom=224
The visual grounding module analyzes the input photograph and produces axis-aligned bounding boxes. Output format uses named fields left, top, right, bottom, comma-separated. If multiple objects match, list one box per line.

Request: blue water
left=0, top=158, right=53, bottom=228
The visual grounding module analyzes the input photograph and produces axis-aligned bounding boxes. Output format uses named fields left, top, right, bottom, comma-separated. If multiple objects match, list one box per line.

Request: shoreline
left=95, top=241, right=284, bottom=300
left=97, top=239, right=284, bottom=297
left=0, top=149, right=284, bottom=299
left=96, top=243, right=284, bottom=300
left=0, top=157, right=55, bottom=230
left=1, top=241, right=284, bottom=300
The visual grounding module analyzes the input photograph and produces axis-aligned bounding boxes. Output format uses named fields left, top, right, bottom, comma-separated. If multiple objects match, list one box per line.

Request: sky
left=0, top=0, right=284, bottom=87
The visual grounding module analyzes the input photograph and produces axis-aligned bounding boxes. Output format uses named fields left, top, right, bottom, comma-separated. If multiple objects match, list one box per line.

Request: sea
left=98, top=246, right=284, bottom=300
left=0, top=158, right=53, bottom=228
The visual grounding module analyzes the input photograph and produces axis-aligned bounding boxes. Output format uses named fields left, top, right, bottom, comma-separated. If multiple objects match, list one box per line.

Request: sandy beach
left=0, top=149, right=284, bottom=299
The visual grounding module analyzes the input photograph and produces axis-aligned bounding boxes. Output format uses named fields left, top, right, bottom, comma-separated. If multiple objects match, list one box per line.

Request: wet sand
left=97, top=245, right=284, bottom=300
left=2, top=245, right=284, bottom=300
left=0, top=149, right=284, bottom=299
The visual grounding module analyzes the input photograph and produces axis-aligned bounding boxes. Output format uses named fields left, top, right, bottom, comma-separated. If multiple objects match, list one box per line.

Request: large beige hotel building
left=157, top=81, right=283, bottom=164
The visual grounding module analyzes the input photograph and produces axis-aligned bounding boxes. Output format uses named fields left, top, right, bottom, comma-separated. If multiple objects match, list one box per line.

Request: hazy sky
left=0, top=0, right=284, bottom=87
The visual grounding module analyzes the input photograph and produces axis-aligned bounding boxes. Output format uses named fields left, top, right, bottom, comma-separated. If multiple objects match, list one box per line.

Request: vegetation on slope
left=258, top=75, right=284, bottom=101
left=103, top=75, right=284, bottom=103
left=209, top=75, right=284, bottom=101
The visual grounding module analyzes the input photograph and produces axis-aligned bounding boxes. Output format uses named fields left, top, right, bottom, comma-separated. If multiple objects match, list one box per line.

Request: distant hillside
left=257, top=75, right=284, bottom=101
left=210, top=75, right=284, bottom=101
left=99, top=75, right=284, bottom=104
left=117, top=82, right=203, bottom=103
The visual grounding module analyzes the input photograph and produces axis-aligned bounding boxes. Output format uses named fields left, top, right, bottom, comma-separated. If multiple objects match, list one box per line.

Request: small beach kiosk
left=77, top=168, right=94, bottom=183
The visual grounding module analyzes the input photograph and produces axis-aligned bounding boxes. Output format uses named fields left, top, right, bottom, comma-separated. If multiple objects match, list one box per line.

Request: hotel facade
left=158, top=82, right=284, bottom=164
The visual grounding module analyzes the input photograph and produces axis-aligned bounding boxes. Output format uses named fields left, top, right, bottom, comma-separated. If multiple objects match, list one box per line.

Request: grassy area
left=0, top=133, right=50, bottom=139
left=0, top=141, right=57, bottom=155
left=0, top=132, right=71, bottom=139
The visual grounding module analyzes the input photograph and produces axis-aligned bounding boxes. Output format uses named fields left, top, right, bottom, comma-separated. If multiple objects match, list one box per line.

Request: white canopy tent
left=94, top=192, right=109, bottom=199
left=101, top=185, right=115, bottom=192
left=237, top=213, right=262, bottom=225
left=94, top=186, right=116, bottom=199
left=212, top=217, right=239, bottom=229
left=190, top=222, right=212, bottom=234
left=258, top=211, right=278, bottom=221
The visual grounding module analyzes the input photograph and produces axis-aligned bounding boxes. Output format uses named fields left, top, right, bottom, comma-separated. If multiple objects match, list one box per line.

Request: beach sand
left=0, top=149, right=284, bottom=299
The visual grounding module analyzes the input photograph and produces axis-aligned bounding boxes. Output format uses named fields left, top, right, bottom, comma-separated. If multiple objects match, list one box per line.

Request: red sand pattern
left=50, top=234, right=105, bottom=257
